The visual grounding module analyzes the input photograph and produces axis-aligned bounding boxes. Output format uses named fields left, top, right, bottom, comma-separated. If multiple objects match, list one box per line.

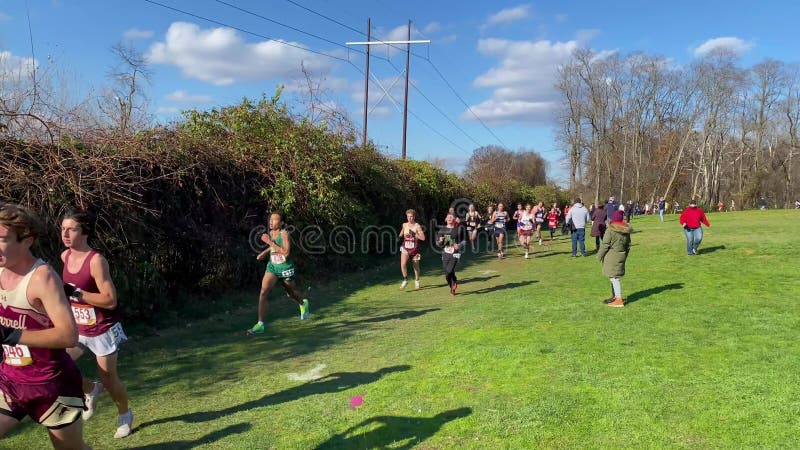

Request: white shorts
left=78, top=323, right=128, bottom=357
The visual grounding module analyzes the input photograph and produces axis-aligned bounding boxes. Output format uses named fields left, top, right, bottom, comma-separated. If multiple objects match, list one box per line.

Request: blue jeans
left=684, top=227, right=703, bottom=254
left=571, top=228, right=586, bottom=256
left=659, top=209, right=665, bottom=222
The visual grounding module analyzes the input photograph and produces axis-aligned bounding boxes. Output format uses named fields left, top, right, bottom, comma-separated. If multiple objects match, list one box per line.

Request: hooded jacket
left=597, top=221, right=632, bottom=277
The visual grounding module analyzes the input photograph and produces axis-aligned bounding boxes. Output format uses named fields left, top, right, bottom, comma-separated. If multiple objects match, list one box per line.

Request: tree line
left=556, top=48, right=799, bottom=208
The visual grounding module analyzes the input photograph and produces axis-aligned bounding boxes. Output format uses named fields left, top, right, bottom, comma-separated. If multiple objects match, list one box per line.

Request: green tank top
left=266, top=230, right=295, bottom=274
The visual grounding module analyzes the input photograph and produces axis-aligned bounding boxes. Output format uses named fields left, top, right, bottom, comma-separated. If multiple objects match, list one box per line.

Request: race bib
left=444, top=246, right=455, bottom=254
left=270, top=253, right=286, bottom=264
left=281, top=268, right=296, bottom=278
left=522, top=224, right=533, bottom=231
left=71, top=304, right=97, bottom=326
left=404, top=240, right=416, bottom=249
left=109, top=322, right=128, bottom=345
left=495, top=222, right=505, bottom=228
left=3, top=344, right=33, bottom=366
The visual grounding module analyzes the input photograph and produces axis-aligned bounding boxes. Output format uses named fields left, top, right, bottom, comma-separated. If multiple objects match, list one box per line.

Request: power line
left=350, top=62, right=470, bottom=154
left=413, top=25, right=508, bottom=149
left=141, top=0, right=351, bottom=63
left=380, top=58, right=482, bottom=148
left=212, top=0, right=366, bottom=56
left=282, top=0, right=364, bottom=36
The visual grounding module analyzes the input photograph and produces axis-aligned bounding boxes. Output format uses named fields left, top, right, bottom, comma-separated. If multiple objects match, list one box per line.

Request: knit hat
left=612, top=210, right=624, bottom=222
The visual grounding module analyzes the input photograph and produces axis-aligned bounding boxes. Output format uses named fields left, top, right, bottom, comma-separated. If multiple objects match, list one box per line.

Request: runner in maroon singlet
left=61, top=209, right=133, bottom=438
left=0, top=204, right=91, bottom=449
left=399, top=209, right=425, bottom=290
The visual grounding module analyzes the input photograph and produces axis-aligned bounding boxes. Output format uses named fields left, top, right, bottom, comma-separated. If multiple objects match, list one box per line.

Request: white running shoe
left=400, top=279, right=408, bottom=289
left=414, top=280, right=420, bottom=290
left=114, top=410, right=134, bottom=438
left=524, top=253, right=529, bottom=259
left=82, top=382, right=102, bottom=421
left=539, top=239, right=543, bottom=245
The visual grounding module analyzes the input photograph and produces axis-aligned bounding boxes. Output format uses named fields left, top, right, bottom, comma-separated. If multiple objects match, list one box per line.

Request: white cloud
left=465, top=37, right=585, bottom=125
left=0, top=51, right=37, bottom=79
left=156, top=106, right=180, bottom=115
left=483, top=5, right=531, bottom=29
left=692, top=37, right=754, bottom=58
left=147, top=22, right=337, bottom=86
left=124, top=28, right=155, bottom=40
left=422, top=22, right=442, bottom=35
left=164, top=90, right=212, bottom=103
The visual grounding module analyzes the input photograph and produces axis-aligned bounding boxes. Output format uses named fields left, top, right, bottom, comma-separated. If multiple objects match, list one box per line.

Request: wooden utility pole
left=362, top=18, right=370, bottom=147
left=347, top=22, right=429, bottom=158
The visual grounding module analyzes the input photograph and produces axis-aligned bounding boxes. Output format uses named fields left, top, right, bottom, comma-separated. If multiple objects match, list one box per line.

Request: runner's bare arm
left=274, top=230, right=291, bottom=258
left=83, top=253, right=117, bottom=309
left=20, top=266, right=78, bottom=349
left=415, top=225, right=425, bottom=241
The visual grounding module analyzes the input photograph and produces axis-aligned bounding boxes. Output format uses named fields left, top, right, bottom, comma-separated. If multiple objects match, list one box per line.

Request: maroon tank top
left=62, top=250, right=120, bottom=336
left=0, top=260, right=77, bottom=383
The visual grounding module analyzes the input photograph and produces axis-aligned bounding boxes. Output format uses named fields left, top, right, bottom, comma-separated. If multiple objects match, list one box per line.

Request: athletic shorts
left=78, top=322, right=128, bottom=357
left=0, top=365, right=84, bottom=429
left=266, top=263, right=296, bottom=281
left=493, top=227, right=506, bottom=237
left=400, top=246, right=421, bottom=261
left=519, top=229, right=533, bottom=236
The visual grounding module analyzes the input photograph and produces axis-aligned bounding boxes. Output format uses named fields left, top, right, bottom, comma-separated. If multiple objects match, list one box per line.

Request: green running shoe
left=300, top=299, right=310, bottom=320
left=247, top=323, right=265, bottom=335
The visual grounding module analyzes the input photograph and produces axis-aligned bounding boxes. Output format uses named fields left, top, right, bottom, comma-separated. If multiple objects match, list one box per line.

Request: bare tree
left=97, top=43, right=152, bottom=136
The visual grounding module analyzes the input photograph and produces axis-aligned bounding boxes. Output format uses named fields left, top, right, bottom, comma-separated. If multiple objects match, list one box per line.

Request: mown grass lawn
left=7, top=209, right=800, bottom=449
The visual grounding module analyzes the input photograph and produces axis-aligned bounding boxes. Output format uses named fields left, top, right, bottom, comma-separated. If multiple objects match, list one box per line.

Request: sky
left=1, top=0, right=798, bottom=182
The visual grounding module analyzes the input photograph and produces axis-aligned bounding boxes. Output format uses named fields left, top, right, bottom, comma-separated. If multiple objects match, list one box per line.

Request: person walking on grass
left=0, top=204, right=92, bottom=449
left=436, top=213, right=467, bottom=296
left=399, top=209, right=425, bottom=289
left=597, top=210, right=632, bottom=307
left=60, top=209, right=133, bottom=438
left=565, top=199, right=591, bottom=257
left=590, top=203, right=607, bottom=252
left=679, top=199, right=711, bottom=256
left=248, top=211, right=310, bottom=335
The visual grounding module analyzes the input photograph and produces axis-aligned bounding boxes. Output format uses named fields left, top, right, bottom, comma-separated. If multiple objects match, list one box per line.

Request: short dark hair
left=62, top=208, right=95, bottom=238
left=575, top=198, right=582, bottom=204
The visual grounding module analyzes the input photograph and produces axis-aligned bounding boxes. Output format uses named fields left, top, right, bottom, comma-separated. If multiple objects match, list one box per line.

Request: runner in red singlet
left=61, top=209, right=133, bottom=438
left=0, top=203, right=91, bottom=449
left=399, top=209, right=425, bottom=290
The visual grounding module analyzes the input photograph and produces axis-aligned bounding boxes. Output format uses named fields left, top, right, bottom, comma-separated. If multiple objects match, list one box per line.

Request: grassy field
left=7, top=209, right=800, bottom=449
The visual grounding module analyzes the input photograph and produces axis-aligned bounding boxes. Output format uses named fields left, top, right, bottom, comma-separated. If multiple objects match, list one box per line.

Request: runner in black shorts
left=436, top=212, right=467, bottom=296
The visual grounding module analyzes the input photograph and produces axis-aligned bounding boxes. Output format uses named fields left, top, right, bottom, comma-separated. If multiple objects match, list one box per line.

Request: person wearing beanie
left=679, top=199, right=711, bottom=255
left=597, top=209, right=632, bottom=307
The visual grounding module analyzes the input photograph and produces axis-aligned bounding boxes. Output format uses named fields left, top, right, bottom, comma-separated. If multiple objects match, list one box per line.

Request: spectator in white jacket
left=565, top=199, right=591, bottom=257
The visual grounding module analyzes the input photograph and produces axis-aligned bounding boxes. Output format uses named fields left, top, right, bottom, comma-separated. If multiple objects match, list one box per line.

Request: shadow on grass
left=698, top=245, right=726, bottom=254
left=128, top=423, right=251, bottom=449
left=338, top=309, right=440, bottom=325
left=136, top=365, right=411, bottom=431
left=461, top=280, right=538, bottom=295
left=625, top=283, right=684, bottom=305
left=314, top=407, right=472, bottom=450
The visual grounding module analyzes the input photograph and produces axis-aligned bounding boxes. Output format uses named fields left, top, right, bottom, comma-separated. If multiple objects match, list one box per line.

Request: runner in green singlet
left=247, top=212, right=309, bottom=335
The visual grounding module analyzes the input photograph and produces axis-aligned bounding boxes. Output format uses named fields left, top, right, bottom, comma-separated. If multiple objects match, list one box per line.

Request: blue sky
left=1, top=1, right=797, bottom=180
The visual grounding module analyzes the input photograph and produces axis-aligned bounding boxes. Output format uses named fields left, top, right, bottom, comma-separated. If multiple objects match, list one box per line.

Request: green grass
left=7, top=210, right=800, bottom=449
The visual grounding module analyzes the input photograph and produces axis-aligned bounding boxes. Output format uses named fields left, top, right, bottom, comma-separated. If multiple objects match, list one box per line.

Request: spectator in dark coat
left=590, top=203, right=607, bottom=251
left=605, top=196, right=620, bottom=224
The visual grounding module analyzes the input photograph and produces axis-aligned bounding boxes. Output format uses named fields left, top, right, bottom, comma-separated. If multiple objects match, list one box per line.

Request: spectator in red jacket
left=679, top=199, right=711, bottom=255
